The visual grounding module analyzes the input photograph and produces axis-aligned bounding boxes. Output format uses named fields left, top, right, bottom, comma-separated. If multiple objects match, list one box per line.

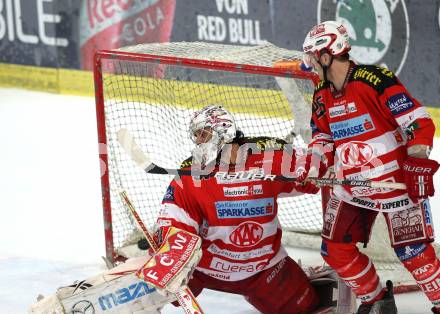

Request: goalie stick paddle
left=117, top=128, right=406, bottom=190
left=119, top=190, right=205, bottom=314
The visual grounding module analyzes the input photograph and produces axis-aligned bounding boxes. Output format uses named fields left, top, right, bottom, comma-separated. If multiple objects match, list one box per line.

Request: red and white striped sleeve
left=155, top=179, right=202, bottom=243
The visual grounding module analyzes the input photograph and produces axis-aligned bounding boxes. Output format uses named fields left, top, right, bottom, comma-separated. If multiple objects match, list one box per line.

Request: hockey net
left=94, top=42, right=428, bottom=291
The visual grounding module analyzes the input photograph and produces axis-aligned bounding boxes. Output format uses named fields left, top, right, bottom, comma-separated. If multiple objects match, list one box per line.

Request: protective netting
left=117, top=41, right=304, bottom=66
left=98, top=42, right=321, bottom=254
left=96, top=42, right=434, bottom=288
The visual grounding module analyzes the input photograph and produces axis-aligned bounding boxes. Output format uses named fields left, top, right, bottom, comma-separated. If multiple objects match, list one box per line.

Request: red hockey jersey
left=310, top=62, right=435, bottom=212
left=155, top=137, right=312, bottom=281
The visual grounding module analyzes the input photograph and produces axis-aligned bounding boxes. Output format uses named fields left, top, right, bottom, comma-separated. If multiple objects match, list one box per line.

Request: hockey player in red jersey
left=298, top=20, right=440, bottom=313
left=139, top=105, right=322, bottom=314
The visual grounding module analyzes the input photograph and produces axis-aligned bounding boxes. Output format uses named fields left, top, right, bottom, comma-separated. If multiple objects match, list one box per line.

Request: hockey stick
left=119, top=190, right=205, bottom=314
left=117, top=128, right=406, bottom=190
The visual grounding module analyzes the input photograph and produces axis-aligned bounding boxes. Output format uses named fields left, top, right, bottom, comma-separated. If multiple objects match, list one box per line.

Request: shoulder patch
left=163, top=186, right=175, bottom=202
left=242, top=136, right=286, bottom=151
left=314, top=80, right=329, bottom=93
left=179, top=157, right=192, bottom=169
left=350, top=65, right=397, bottom=94
left=386, top=93, right=415, bottom=116
left=312, top=95, right=326, bottom=119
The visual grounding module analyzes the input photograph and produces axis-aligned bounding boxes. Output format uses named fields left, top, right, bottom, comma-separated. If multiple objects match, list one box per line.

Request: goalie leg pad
left=29, top=256, right=174, bottom=314
left=395, top=242, right=440, bottom=307
left=321, top=239, right=383, bottom=304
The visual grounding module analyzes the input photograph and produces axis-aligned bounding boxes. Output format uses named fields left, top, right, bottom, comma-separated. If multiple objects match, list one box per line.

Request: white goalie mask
left=189, top=105, right=237, bottom=166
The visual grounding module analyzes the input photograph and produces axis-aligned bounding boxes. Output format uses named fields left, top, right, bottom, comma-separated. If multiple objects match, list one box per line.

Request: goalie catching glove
left=136, top=227, right=202, bottom=294
left=403, top=156, right=439, bottom=203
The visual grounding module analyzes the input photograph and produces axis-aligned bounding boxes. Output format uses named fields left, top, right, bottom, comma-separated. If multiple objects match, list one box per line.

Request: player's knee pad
left=321, top=239, right=360, bottom=269
left=279, top=259, right=319, bottom=313
left=248, top=258, right=319, bottom=314
left=277, top=283, right=319, bottom=314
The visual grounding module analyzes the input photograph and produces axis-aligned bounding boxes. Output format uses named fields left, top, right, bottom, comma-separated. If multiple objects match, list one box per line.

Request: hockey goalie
left=29, top=106, right=355, bottom=314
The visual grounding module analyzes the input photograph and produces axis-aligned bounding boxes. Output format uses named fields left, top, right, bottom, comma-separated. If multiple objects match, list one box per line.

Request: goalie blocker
left=137, top=227, right=202, bottom=294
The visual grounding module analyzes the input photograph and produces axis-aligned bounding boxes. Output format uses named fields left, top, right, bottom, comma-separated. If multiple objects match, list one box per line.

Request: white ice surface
left=0, top=88, right=438, bottom=313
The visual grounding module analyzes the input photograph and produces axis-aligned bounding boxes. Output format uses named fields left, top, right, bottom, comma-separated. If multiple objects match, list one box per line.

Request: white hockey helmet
left=303, top=21, right=351, bottom=64
left=189, top=105, right=237, bottom=166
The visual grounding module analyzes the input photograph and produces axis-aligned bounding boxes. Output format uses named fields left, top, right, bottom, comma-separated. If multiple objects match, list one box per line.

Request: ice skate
left=356, top=280, right=397, bottom=314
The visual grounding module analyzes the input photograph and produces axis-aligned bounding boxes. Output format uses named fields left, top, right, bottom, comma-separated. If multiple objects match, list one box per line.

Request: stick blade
left=117, top=128, right=152, bottom=169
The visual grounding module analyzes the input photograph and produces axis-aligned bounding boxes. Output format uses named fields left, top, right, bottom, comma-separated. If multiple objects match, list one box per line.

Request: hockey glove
left=294, top=181, right=320, bottom=194
left=295, top=144, right=334, bottom=182
left=136, top=227, right=202, bottom=295
left=402, top=156, right=439, bottom=203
